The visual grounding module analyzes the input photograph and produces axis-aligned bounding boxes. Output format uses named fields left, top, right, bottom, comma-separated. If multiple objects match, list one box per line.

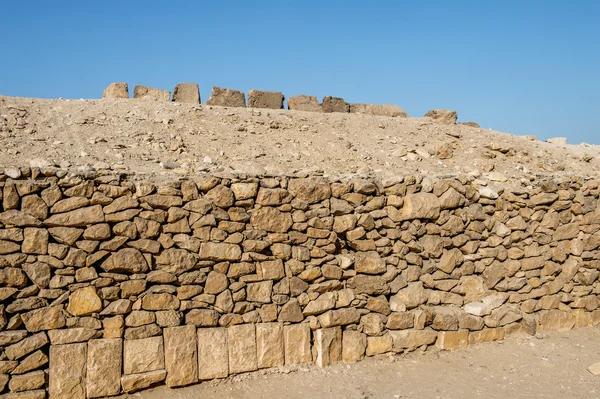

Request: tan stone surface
left=342, top=330, right=367, bottom=363
left=86, top=338, right=122, bottom=398
left=228, top=324, right=258, bottom=374
left=67, top=286, right=102, bottom=316
left=134, top=85, right=170, bottom=101
left=164, top=325, right=198, bottom=387
left=436, top=330, right=469, bottom=350
left=103, top=82, right=129, bottom=98
left=121, top=370, right=166, bottom=393
left=172, top=83, right=200, bottom=104
left=197, top=327, right=229, bottom=380
left=315, top=327, right=342, bottom=368
left=124, top=336, right=164, bottom=374
left=284, top=323, right=311, bottom=365
left=49, top=342, right=87, bottom=399
left=256, top=323, right=284, bottom=369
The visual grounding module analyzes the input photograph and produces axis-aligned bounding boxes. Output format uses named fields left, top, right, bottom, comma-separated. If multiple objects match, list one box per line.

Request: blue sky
left=1, top=1, right=598, bottom=144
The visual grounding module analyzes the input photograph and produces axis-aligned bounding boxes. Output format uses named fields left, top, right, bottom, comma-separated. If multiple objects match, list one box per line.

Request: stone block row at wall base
left=102, top=83, right=201, bottom=104
left=205, top=86, right=247, bottom=107
left=1, top=168, right=600, bottom=397
left=133, top=86, right=171, bottom=102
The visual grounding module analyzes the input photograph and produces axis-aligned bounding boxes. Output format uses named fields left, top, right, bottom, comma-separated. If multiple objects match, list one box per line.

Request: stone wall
left=1, top=167, right=600, bottom=398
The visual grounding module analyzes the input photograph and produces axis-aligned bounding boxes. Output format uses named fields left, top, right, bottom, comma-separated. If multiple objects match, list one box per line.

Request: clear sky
left=1, top=1, right=598, bottom=144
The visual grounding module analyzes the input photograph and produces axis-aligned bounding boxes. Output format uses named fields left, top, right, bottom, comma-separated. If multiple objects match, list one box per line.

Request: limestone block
left=468, top=328, right=505, bottom=345
left=228, top=324, right=257, bottom=374
left=321, top=96, right=350, bottom=113
left=133, top=85, right=171, bottom=101
left=164, top=325, right=198, bottom=388
left=48, top=328, right=100, bottom=345
left=205, top=86, right=246, bottom=107
left=86, top=338, right=122, bottom=398
left=284, top=323, right=311, bottom=365
left=3, top=390, right=46, bottom=399
left=366, top=335, right=393, bottom=356
left=399, top=193, right=441, bottom=220
left=21, top=306, right=65, bottom=332
left=435, top=330, right=469, bottom=350
left=22, top=228, right=48, bottom=255
left=49, top=342, right=87, bottom=399
left=256, top=323, right=284, bottom=369
left=287, top=95, right=322, bottom=112
left=103, top=82, right=129, bottom=99
left=172, top=83, right=200, bottom=104
left=121, top=370, right=166, bottom=393
left=248, top=90, right=284, bottom=109
left=67, top=286, right=102, bottom=316
left=424, top=109, right=457, bottom=124
left=8, top=370, right=45, bottom=392
left=349, top=103, right=408, bottom=118
left=11, top=350, right=47, bottom=374
left=342, top=330, right=367, bottom=363
left=5, top=332, right=48, bottom=360
left=389, top=329, right=438, bottom=352
left=315, top=327, right=342, bottom=368
left=197, top=327, right=229, bottom=380
left=123, top=336, right=164, bottom=374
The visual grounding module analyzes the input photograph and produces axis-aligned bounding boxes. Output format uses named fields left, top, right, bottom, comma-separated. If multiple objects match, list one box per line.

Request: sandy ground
left=1, top=96, right=598, bottom=184
left=120, top=327, right=600, bottom=399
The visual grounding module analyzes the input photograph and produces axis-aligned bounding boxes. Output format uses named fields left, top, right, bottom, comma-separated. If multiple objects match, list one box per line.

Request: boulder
left=248, top=90, right=284, bottom=109
left=424, top=109, right=458, bottom=124
left=205, top=86, right=246, bottom=107
left=342, top=330, right=367, bottom=363
left=103, top=82, right=129, bottom=99
left=287, top=95, right=323, bottom=112
left=321, top=96, right=350, bottom=113
left=133, top=85, right=170, bottom=101
left=172, top=83, right=200, bottom=104
left=67, top=287, right=102, bottom=316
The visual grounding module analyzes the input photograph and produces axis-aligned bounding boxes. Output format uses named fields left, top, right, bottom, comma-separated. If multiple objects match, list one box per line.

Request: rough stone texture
left=121, top=370, right=166, bottom=393
left=67, top=286, right=103, bottom=316
left=321, top=96, right=350, bottom=113
left=287, top=95, right=323, bottom=112
left=228, top=324, right=258, bottom=374
left=49, top=342, right=87, bottom=399
left=133, top=85, right=171, bottom=101
left=164, top=325, right=198, bottom=387
left=103, top=82, right=129, bottom=99
left=205, top=86, right=246, bottom=107
left=256, top=323, right=285, bottom=369
left=284, top=323, right=312, bottom=365
left=342, top=330, right=367, bottom=363
left=172, top=83, right=200, bottom=104
left=248, top=90, right=284, bottom=109
left=86, top=338, right=122, bottom=398
left=197, top=327, right=229, bottom=380
left=424, top=109, right=458, bottom=124
left=124, top=336, right=164, bottom=374
left=349, top=103, right=408, bottom=118
left=315, top=327, right=342, bottom=367
left=436, top=330, right=469, bottom=350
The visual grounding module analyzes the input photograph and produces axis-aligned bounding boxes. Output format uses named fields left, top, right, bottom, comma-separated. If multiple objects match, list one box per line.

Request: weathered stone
left=250, top=207, right=293, bottom=232
left=248, top=90, right=284, bottom=109
left=133, top=85, right=170, bottom=101
left=390, top=282, right=427, bottom=310
left=436, top=330, right=469, bottom=350
left=318, top=308, right=360, bottom=327
left=287, top=95, right=323, bottom=112
left=49, top=343, right=87, bottom=399
left=172, top=83, right=200, bottom=104
left=11, top=349, right=48, bottom=375
left=5, top=332, right=48, bottom=360
left=256, top=323, right=285, bottom=369
left=387, top=312, right=415, bottom=330
left=49, top=327, right=100, bottom=345
left=246, top=280, right=273, bottom=303
left=142, top=293, right=180, bottom=311
left=121, top=370, right=166, bottom=393
left=44, top=205, right=105, bottom=227
left=227, top=324, right=258, bottom=374
left=101, top=248, right=148, bottom=273
left=155, top=248, right=197, bottom=274
left=205, top=86, right=246, bottom=107
left=349, top=103, right=408, bottom=117
left=9, top=370, right=45, bottom=392
left=48, top=227, right=83, bottom=245
left=284, top=323, right=312, bottom=364
left=142, top=194, right=182, bottom=209
left=389, top=329, right=438, bottom=351
left=22, top=262, right=51, bottom=288
left=86, top=338, right=122, bottom=398
left=288, top=178, right=332, bottom=204
left=199, top=242, right=242, bottom=261
left=0, top=239, right=20, bottom=254
left=67, top=286, right=102, bottom=316
left=366, top=335, right=393, bottom=356
left=185, top=309, right=219, bottom=327
left=355, top=251, right=386, bottom=274
left=21, top=228, right=48, bottom=255
left=278, top=298, right=304, bottom=322
left=342, top=330, right=367, bottom=363
left=321, top=96, right=350, bottom=113
left=424, top=109, right=457, bottom=124
left=22, top=306, right=65, bottom=332
left=197, top=327, right=229, bottom=380
left=347, top=275, right=390, bottom=295
left=315, top=327, right=342, bottom=368
left=164, top=325, right=198, bottom=387
left=0, top=210, right=42, bottom=227
left=124, top=336, right=164, bottom=374
left=103, top=82, right=129, bottom=98
left=303, top=292, right=337, bottom=316
left=400, top=193, right=441, bottom=220
left=469, top=328, right=505, bottom=344
left=231, top=182, right=259, bottom=200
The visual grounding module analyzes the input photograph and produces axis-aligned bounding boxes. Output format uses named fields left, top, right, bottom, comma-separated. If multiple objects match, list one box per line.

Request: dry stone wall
left=1, top=167, right=600, bottom=398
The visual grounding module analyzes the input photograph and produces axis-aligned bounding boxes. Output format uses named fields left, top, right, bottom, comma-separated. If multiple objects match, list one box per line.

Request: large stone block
left=398, top=193, right=441, bottom=221
left=123, top=336, right=164, bottom=374
left=8, top=370, right=45, bottom=392
left=349, top=103, right=408, bottom=118
left=103, top=82, right=129, bottom=99
left=389, top=329, right=438, bottom=352
left=315, top=327, right=342, bottom=368
left=164, top=325, right=198, bottom=388
left=248, top=90, right=284, bottom=109
left=228, top=324, right=257, bottom=374
left=342, top=330, right=367, bottom=363
left=256, top=323, right=284, bottom=369
left=435, top=330, right=469, bottom=350
left=205, top=86, right=246, bottom=107
left=321, top=96, right=350, bottom=113
left=121, top=370, right=166, bottom=393
left=5, top=332, right=48, bottom=360
left=133, top=85, right=171, bottom=101
left=197, top=327, right=229, bottom=380
left=424, top=109, right=457, bottom=124
left=284, top=323, right=311, bottom=365
left=86, top=338, right=122, bottom=398
left=67, top=286, right=102, bottom=316
left=172, top=83, right=200, bottom=104
left=49, top=342, right=87, bottom=399
left=287, top=95, right=323, bottom=112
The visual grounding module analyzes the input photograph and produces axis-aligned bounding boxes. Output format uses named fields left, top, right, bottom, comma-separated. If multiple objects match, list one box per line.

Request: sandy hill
left=0, top=95, right=598, bottom=186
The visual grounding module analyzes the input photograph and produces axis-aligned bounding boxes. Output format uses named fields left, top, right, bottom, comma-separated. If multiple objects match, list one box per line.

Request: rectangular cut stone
left=164, top=325, right=198, bottom=387
left=49, top=343, right=87, bottom=399
left=342, top=330, right=366, bottom=363
left=197, top=327, right=229, bottom=380
left=86, top=338, right=122, bottom=398
left=121, top=370, right=166, bottom=393
left=315, top=327, right=342, bottom=368
left=284, top=323, right=312, bottom=365
left=436, top=330, right=469, bottom=350
left=123, top=336, right=164, bottom=374
left=228, top=324, right=258, bottom=374
left=256, top=323, right=284, bottom=369
left=469, top=328, right=505, bottom=344
left=4, top=390, right=46, bottom=399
